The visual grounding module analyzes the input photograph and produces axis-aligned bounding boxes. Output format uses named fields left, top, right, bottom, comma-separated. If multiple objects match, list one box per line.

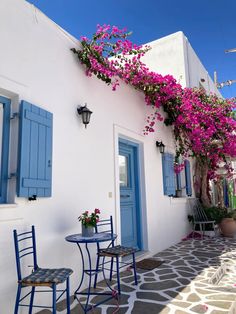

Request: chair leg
left=199, top=224, right=203, bottom=239
left=29, top=286, right=35, bottom=314
left=115, top=257, right=121, bottom=295
left=66, top=277, right=70, bottom=314
left=193, top=223, right=196, bottom=238
left=52, top=283, right=56, bottom=314
left=14, top=284, right=22, bottom=314
left=132, top=253, right=138, bottom=285
left=213, top=223, right=217, bottom=237
left=93, top=254, right=100, bottom=289
left=203, top=223, right=205, bottom=238
left=109, top=257, right=114, bottom=281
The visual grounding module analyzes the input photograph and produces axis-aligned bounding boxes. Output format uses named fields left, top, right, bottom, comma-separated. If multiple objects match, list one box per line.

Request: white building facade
left=0, top=0, right=220, bottom=312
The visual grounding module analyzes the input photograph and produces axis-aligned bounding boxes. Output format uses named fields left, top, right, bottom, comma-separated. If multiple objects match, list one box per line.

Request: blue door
left=119, top=139, right=141, bottom=249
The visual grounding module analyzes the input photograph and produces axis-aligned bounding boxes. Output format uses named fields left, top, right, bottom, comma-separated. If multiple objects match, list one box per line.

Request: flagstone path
left=38, top=237, right=236, bottom=314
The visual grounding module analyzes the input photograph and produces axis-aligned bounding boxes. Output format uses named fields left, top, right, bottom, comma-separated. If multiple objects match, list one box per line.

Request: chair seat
left=99, top=245, right=137, bottom=257
left=20, top=267, right=73, bottom=285
left=195, top=220, right=215, bottom=224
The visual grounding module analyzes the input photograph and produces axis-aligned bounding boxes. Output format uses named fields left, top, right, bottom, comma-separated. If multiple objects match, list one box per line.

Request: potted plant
left=175, top=189, right=182, bottom=198
left=188, top=206, right=236, bottom=237
left=219, top=212, right=236, bottom=238
left=78, top=208, right=100, bottom=237
left=204, top=206, right=236, bottom=238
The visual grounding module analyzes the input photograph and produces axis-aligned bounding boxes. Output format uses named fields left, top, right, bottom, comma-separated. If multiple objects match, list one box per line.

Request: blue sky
left=28, top=0, right=236, bottom=99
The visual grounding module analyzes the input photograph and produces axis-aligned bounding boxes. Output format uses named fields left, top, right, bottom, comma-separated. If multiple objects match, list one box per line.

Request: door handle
left=121, top=195, right=130, bottom=198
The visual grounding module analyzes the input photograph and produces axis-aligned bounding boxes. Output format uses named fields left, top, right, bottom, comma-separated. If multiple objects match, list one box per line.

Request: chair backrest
left=95, top=216, right=114, bottom=235
left=95, top=216, right=115, bottom=249
left=13, top=225, right=38, bottom=281
left=189, top=199, right=209, bottom=222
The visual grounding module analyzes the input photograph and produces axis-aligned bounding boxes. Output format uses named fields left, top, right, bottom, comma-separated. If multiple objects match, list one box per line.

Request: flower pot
left=219, top=218, right=236, bottom=238
left=176, top=189, right=182, bottom=198
left=81, top=224, right=94, bottom=237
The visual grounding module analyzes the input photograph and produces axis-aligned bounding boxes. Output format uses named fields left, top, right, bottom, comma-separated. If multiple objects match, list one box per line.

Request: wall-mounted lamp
left=156, top=141, right=165, bottom=154
left=77, top=103, right=93, bottom=128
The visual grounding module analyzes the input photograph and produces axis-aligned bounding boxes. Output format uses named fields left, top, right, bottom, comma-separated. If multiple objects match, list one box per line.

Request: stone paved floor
left=37, top=237, right=236, bottom=314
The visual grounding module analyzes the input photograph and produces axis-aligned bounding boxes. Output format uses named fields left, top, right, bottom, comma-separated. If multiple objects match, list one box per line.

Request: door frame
left=113, top=125, right=148, bottom=251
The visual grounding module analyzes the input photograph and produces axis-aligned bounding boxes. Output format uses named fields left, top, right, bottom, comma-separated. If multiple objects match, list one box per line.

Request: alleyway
left=39, top=237, right=236, bottom=313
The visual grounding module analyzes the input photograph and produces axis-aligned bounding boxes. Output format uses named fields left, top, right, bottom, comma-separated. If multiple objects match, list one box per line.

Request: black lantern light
left=77, top=103, right=93, bottom=128
left=156, top=141, right=165, bottom=154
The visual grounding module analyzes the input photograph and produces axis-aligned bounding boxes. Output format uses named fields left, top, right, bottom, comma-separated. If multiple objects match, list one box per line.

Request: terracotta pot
left=219, top=218, right=236, bottom=238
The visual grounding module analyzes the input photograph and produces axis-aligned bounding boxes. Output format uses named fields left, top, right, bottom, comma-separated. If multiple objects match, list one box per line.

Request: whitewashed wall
left=142, top=32, right=187, bottom=87
left=184, top=37, right=221, bottom=96
left=0, top=0, right=219, bottom=313
left=143, top=31, right=220, bottom=96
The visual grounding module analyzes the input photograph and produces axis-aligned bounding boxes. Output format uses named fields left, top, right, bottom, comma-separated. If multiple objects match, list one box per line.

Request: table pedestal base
left=74, top=242, right=118, bottom=313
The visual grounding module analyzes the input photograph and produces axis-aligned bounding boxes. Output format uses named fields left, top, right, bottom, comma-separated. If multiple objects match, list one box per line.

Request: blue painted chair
left=93, top=216, right=138, bottom=294
left=13, top=225, right=73, bottom=314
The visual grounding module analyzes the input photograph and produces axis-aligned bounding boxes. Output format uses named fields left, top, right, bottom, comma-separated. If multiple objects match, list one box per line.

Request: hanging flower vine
left=71, top=24, right=236, bottom=191
left=71, top=24, right=182, bottom=134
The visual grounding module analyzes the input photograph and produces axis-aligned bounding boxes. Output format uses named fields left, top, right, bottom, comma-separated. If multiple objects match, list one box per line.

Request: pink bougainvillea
left=72, top=24, right=236, bottom=178
left=173, top=88, right=236, bottom=177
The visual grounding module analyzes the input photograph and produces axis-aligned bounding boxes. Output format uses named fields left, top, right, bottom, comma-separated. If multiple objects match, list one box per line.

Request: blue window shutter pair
left=0, top=96, right=11, bottom=203
left=185, top=160, right=192, bottom=196
left=162, top=153, right=175, bottom=196
left=17, top=100, right=53, bottom=198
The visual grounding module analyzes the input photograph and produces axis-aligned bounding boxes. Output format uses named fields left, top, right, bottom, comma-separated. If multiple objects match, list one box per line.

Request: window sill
left=170, top=197, right=188, bottom=204
left=0, top=203, right=18, bottom=209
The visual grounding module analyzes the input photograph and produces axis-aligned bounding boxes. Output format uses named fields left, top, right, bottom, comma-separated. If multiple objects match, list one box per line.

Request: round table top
left=65, top=232, right=117, bottom=244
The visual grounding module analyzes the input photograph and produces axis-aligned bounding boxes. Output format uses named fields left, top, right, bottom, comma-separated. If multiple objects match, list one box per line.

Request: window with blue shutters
left=0, top=96, right=53, bottom=204
left=17, top=100, right=53, bottom=199
left=162, top=154, right=192, bottom=198
left=162, top=153, right=176, bottom=196
left=0, top=96, right=11, bottom=203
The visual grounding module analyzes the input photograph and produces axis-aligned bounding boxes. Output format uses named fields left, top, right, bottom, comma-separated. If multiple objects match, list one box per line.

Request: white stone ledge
left=170, top=197, right=188, bottom=204
left=0, top=203, right=18, bottom=209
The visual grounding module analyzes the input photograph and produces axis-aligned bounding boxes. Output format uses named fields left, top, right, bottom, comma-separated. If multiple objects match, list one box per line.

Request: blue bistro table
left=65, top=232, right=117, bottom=313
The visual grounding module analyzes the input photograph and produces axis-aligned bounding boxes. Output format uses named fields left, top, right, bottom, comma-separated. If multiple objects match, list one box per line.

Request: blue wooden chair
left=13, top=225, right=73, bottom=314
left=93, top=216, right=138, bottom=294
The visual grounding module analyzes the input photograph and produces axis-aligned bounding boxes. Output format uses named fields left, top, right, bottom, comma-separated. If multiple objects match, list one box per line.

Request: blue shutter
left=0, top=96, right=11, bottom=203
left=185, top=160, right=192, bottom=196
left=17, top=100, right=53, bottom=198
left=162, top=153, right=175, bottom=196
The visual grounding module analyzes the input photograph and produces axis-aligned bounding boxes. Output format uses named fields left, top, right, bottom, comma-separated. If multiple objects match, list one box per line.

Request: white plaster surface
left=0, top=0, right=220, bottom=312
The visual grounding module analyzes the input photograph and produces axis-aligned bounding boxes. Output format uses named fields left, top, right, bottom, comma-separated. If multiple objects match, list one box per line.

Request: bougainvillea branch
left=71, top=24, right=182, bottom=133
left=72, top=24, right=236, bottom=182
